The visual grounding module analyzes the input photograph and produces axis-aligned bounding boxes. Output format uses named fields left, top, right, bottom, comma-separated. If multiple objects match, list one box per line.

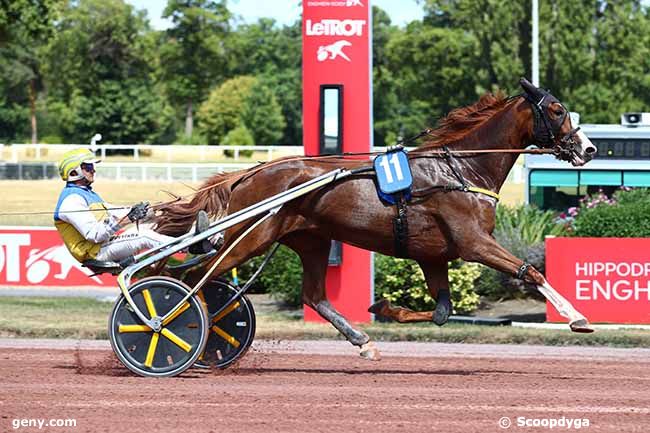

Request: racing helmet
left=58, top=148, right=101, bottom=181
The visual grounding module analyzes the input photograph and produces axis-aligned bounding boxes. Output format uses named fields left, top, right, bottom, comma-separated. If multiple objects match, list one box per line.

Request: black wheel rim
left=201, top=280, right=256, bottom=368
left=110, top=278, right=206, bottom=376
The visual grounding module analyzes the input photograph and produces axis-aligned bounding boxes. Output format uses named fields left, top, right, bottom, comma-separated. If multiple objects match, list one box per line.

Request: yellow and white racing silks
left=54, top=184, right=125, bottom=262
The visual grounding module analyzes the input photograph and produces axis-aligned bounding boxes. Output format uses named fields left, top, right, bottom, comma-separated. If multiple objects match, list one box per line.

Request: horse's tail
left=153, top=171, right=235, bottom=237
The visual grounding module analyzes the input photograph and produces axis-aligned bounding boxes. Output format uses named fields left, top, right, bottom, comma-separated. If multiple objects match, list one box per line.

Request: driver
left=54, top=148, right=212, bottom=265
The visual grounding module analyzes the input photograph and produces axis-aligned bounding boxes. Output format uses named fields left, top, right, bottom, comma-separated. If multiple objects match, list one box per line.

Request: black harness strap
left=392, top=192, right=409, bottom=258
left=442, top=146, right=469, bottom=191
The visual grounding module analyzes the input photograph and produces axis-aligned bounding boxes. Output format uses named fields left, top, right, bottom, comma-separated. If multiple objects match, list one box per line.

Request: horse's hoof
left=368, top=299, right=389, bottom=315
left=359, top=342, right=381, bottom=361
left=569, top=318, right=594, bottom=333
left=432, top=301, right=451, bottom=326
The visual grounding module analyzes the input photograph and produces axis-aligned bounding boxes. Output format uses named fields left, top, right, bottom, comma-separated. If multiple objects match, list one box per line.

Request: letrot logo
left=305, top=19, right=366, bottom=37
left=0, top=233, right=102, bottom=284
left=317, top=40, right=352, bottom=62
left=306, top=1, right=364, bottom=7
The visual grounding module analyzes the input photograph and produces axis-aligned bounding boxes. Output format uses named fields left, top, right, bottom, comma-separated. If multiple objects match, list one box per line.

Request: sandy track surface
left=0, top=339, right=648, bottom=433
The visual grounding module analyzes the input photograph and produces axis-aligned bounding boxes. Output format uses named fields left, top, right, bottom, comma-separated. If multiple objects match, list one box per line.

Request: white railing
left=1, top=143, right=304, bottom=163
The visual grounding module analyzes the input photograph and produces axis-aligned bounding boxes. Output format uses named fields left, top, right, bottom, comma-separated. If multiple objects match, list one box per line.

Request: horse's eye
left=554, top=109, right=564, bottom=116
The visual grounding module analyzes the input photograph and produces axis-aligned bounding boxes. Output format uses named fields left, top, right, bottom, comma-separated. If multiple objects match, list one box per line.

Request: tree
left=160, top=0, right=231, bottom=138
left=225, top=18, right=302, bottom=144
left=382, top=21, right=480, bottom=137
left=198, top=75, right=285, bottom=145
left=43, top=0, right=174, bottom=143
left=422, top=0, right=527, bottom=93
left=0, top=0, right=61, bottom=143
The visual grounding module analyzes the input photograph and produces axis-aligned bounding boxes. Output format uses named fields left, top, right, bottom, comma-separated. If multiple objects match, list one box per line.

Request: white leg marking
left=538, top=280, right=586, bottom=323
left=359, top=342, right=381, bottom=361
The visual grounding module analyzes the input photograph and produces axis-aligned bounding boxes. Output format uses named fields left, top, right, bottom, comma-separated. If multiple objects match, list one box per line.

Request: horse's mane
left=414, top=91, right=513, bottom=150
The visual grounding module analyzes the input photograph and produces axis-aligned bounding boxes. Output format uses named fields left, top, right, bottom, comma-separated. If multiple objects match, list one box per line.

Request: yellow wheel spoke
left=118, top=324, right=151, bottom=333
left=211, top=325, right=240, bottom=348
left=142, top=289, right=158, bottom=318
left=161, top=328, right=192, bottom=352
left=144, top=332, right=160, bottom=368
left=162, top=302, right=191, bottom=326
left=212, top=301, right=240, bottom=323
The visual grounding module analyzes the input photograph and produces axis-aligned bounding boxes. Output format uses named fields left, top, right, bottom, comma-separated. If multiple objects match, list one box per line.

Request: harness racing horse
left=154, top=79, right=597, bottom=360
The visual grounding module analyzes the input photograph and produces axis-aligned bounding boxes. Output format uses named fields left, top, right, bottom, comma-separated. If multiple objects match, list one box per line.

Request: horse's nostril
left=585, top=146, right=597, bottom=155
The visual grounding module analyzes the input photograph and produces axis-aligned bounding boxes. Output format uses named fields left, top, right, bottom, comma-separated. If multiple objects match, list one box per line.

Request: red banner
left=546, top=237, right=650, bottom=324
left=302, top=0, right=373, bottom=322
left=0, top=227, right=116, bottom=287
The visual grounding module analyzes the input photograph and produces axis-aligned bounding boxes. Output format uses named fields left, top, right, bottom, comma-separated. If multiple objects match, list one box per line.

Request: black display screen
left=592, top=138, right=650, bottom=159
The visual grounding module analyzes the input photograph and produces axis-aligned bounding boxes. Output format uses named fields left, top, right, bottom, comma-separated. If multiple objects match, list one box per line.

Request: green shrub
left=197, top=75, right=285, bottom=146
left=374, top=255, right=481, bottom=314
left=221, top=125, right=254, bottom=158
left=174, top=131, right=206, bottom=146
left=572, top=188, right=650, bottom=237
left=236, top=245, right=303, bottom=307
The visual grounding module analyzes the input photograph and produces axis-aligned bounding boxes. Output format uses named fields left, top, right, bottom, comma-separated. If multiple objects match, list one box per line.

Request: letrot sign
left=546, top=237, right=650, bottom=324
left=302, top=0, right=373, bottom=322
left=0, top=227, right=116, bottom=287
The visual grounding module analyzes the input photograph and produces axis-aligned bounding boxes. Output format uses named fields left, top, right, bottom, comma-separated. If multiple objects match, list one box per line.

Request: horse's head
left=520, top=78, right=596, bottom=166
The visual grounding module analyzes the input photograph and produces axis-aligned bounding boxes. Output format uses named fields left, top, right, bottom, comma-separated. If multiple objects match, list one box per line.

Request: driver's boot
left=188, top=210, right=215, bottom=255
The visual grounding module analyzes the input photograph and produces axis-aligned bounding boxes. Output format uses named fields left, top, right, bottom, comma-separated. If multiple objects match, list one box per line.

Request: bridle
left=523, top=92, right=581, bottom=161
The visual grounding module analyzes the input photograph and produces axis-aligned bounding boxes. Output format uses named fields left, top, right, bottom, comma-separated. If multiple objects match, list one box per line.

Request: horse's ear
left=519, top=77, right=541, bottom=97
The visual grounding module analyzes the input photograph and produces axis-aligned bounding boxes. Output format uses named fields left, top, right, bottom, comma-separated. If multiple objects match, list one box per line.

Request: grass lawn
left=1, top=296, right=649, bottom=348
left=0, top=180, right=201, bottom=226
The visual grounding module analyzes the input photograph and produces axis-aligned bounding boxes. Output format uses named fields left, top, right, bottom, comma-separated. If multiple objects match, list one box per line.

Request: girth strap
left=393, top=193, right=409, bottom=258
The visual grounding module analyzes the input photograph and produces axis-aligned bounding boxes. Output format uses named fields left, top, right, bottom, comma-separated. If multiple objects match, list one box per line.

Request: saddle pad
left=374, top=149, right=413, bottom=195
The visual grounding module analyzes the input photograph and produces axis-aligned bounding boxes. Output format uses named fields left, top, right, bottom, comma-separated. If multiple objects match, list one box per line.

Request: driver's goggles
left=80, top=162, right=95, bottom=172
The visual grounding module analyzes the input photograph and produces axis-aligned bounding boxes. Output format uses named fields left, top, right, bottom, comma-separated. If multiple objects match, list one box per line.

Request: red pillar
left=302, top=1, right=373, bottom=323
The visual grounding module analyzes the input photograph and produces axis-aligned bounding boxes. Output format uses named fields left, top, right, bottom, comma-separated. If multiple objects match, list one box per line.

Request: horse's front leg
left=459, top=233, right=593, bottom=333
left=368, top=261, right=451, bottom=326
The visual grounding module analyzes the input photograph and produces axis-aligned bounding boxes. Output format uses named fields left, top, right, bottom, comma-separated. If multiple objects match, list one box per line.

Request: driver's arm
left=57, top=193, right=120, bottom=243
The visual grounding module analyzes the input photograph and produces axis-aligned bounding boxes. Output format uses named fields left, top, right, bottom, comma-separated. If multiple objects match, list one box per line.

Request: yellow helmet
left=58, top=148, right=101, bottom=181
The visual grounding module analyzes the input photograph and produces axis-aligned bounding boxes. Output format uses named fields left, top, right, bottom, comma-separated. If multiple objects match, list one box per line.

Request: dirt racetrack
left=0, top=339, right=649, bottom=433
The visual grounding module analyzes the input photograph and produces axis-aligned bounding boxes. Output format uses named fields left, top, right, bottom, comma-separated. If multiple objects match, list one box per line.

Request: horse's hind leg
left=369, top=261, right=451, bottom=325
left=282, top=232, right=381, bottom=361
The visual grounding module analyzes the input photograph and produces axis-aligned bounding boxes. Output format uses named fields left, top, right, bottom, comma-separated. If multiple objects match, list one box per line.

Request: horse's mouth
left=570, top=150, right=595, bottom=167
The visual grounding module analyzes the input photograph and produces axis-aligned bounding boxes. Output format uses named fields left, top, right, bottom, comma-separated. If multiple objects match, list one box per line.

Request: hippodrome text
left=575, top=261, right=650, bottom=301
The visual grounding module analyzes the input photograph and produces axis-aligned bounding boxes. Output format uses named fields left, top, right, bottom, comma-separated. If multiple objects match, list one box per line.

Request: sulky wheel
left=108, top=276, right=209, bottom=377
left=198, top=278, right=256, bottom=369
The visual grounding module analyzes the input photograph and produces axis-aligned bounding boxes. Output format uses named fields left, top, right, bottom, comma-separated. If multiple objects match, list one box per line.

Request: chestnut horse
left=154, top=79, right=597, bottom=360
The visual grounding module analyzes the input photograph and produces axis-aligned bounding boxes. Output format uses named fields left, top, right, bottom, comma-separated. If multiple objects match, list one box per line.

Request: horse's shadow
left=224, top=367, right=527, bottom=377
left=56, top=362, right=528, bottom=378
